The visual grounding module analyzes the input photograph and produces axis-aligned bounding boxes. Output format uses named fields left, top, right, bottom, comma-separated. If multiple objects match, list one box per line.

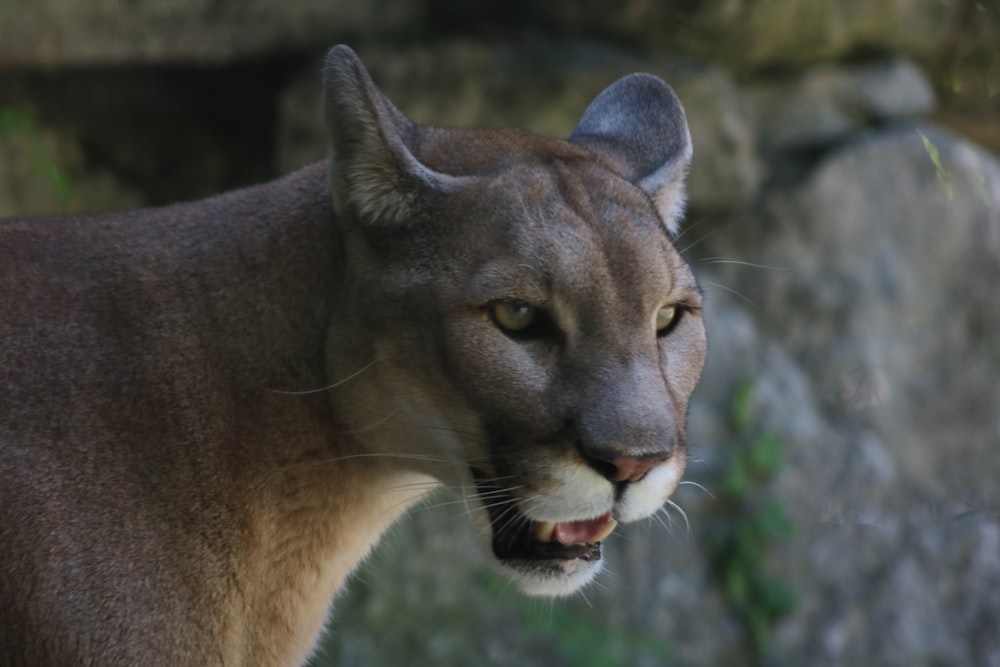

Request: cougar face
left=446, top=164, right=704, bottom=594
left=322, top=65, right=706, bottom=593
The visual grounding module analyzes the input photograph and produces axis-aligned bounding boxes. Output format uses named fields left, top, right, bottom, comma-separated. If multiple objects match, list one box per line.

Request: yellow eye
left=655, top=305, right=678, bottom=333
left=492, top=300, right=537, bottom=333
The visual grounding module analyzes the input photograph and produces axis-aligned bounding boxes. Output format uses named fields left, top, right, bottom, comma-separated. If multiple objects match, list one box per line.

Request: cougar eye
left=655, top=305, right=679, bottom=335
left=491, top=300, right=538, bottom=334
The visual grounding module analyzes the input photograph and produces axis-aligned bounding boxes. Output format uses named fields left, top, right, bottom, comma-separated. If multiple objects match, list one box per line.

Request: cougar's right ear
left=323, top=45, right=457, bottom=226
left=569, top=73, right=692, bottom=236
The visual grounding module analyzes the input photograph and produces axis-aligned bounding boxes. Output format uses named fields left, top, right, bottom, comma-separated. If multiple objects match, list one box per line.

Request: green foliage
left=917, top=129, right=954, bottom=202
left=706, top=379, right=797, bottom=666
left=0, top=105, right=74, bottom=202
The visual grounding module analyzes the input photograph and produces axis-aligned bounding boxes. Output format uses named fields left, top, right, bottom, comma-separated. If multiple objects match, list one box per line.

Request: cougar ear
left=569, top=74, right=693, bottom=236
left=323, top=45, right=455, bottom=226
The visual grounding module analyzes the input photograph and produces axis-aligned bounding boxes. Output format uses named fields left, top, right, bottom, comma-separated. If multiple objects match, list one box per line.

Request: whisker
left=664, top=500, right=691, bottom=538
left=268, top=358, right=379, bottom=395
left=698, top=257, right=786, bottom=271
left=301, top=451, right=472, bottom=468
left=335, top=408, right=402, bottom=434
left=406, top=423, right=487, bottom=444
left=341, top=452, right=460, bottom=465
left=378, top=485, right=441, bottom=518
left=385, top=479, right=443, bottom=492
left=672, top=213, right=716, bottom=245
left=395, top=471, right=523, bottom=506
left=650, top=507, right=674, bottom=537
left=679, top=479, right=715, bottom=499
left=510, top=494, right=549, bottom=523
left=490, top=499, right=533, bottom=538
left=588, top=575, right=613, bottom=596
left=544, top=598, right=556, bottom=634
left=414, top=487, right=523, bottom=516
left=676, top=223, right=724, bottom=256
left=703, top=280, right=760, bottom=311
left=597, top=560, right=621, bottom=587
left=490, top=500, right=525, bottom=529
left=488, top=566, right=518, bottom=602
left=459, top=477, right=474, bottom=524
left=387, top=472, right=526, bottom=523
left=268, top=448, right=485, bottom=481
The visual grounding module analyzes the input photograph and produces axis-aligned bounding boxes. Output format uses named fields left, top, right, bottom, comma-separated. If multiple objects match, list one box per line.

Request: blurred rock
left=685, top=121, right=1000, bottom=666
left=749, top=58, right=937, bottom=152
left=670, top=62, right=762, bottom=211
left=669, top=0, right=962, bottom=70
left=705, top=122, right=1000, bottom=512
left=0, top=0, right=421, bottom=65
left=449, top=0, right=974, bottom=70
left=778, top=510, right=1000, bottom=667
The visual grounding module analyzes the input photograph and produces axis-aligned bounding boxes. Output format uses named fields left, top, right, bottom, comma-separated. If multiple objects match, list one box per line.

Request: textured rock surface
left=691, top=124, right=1000, bottom=665
left=667, top=0, right=960, bottom=69
left=0, top=0, right=420, bottom=65
left=5, top=0, right=996, bottom=89
left=719, top=125, right=1000, bottom=507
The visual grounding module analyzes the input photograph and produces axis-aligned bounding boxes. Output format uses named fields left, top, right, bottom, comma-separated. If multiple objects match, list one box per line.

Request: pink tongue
left=552, top=512, right=613, bottom=545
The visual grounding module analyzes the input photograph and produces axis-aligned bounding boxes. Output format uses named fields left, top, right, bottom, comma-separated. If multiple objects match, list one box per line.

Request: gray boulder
left=694, top=122, right=1000, bottom=665
left=741, top=123, right=1000, bottom=508
left=749, top=58, right=937, bottom=152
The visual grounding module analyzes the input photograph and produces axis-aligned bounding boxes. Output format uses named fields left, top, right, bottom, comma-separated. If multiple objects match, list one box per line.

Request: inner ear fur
left=569, top=73, right=693, bottom=236
left=322, top=45, right=455, bottom=226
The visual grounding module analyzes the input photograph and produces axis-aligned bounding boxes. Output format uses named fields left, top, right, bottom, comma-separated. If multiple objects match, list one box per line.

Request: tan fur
left=0, top=47, right=705, bottom=666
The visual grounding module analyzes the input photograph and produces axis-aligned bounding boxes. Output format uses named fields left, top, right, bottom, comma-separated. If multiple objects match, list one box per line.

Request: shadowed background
left=2, top=2, right=998, bottom=665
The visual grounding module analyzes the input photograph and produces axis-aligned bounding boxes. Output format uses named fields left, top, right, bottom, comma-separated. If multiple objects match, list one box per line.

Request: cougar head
left=322, top=46, right=705, bottom=596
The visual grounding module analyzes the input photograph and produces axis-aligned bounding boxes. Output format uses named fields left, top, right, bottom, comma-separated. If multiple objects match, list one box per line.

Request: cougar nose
left=610, top=455, right=669, bottom=483
left=582, top=450, right=670, bottom=483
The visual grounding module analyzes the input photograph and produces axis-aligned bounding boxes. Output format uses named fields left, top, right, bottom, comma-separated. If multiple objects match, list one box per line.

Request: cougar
left=0, top=45, right=706, bottom=666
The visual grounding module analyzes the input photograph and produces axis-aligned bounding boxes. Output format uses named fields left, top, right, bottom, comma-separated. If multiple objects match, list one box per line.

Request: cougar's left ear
left=569, top=74, right=692, bottom=236
left=323, top=45, right=457, bottom=226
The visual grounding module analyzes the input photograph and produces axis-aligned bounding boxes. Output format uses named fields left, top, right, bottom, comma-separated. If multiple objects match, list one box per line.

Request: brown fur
left=0, top=46, right=705, bottom=665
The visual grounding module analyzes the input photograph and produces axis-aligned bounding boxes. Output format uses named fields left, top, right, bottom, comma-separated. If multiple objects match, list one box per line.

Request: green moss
left=705, top=379, right=797, bottom=665
left=0, top=106, right=74, bottom=202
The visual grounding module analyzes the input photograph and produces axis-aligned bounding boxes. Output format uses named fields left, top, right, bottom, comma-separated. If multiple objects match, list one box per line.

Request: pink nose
left=605, top=454, right=669, bottom=483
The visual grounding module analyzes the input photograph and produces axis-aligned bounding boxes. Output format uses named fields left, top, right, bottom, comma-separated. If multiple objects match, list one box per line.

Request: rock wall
left=2, top=3, right=998, bottom=666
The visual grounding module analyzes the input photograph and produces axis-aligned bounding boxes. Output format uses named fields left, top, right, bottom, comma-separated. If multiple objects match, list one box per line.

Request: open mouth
left=473, top=470, right=618, bottom=562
